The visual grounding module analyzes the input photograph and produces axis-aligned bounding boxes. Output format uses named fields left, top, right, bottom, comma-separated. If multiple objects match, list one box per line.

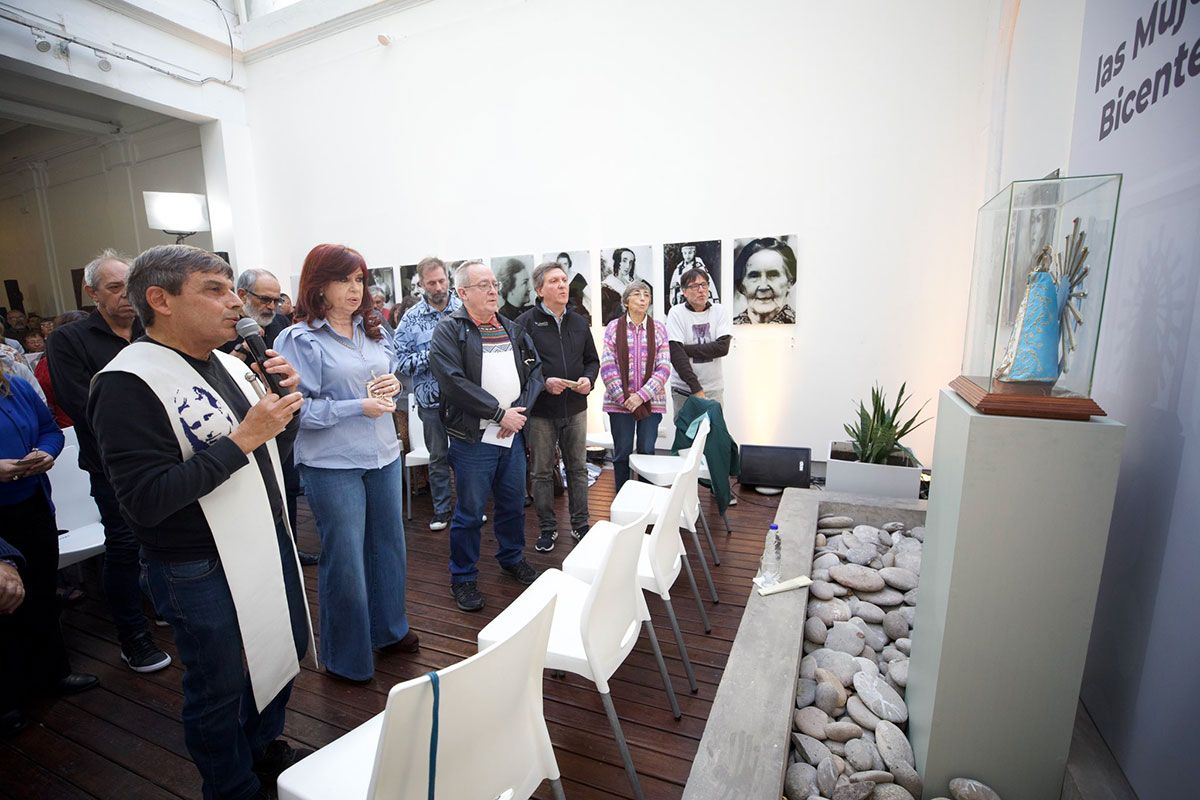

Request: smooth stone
left=813, top=568, right=832, bottom=582
left=832, top=781, right=874, bottom=800
left=852, top=524, right=882, bottom=541
left=830, top=583, right=850, bottom=597
left=812, top=649, right=859, bottom=686
left=873, top=786, right=915, bottom=800
left=815, top=669, right=848, bottom=705
left=846, top=695, right=883, bottom=731
left=847, top=547, right=877, bottom=566
left=829, top=564, right=886, bottom=592
left=894, top=536, right=922, bottom=554
left=948, top=778, right=1003, bottom=800
left=817, top=756, right=839, bottom=797
left=903, top=588, right=919, bottom=605
left=895, top=552, right=922, bottom=575
left=826, top=622, right=867, bottom=656
left=881, top=645, right=904, bottom=662
left=814, top=552, right=843, bottom=571
left=853, top=601, right=885, bottom=623
left=839, top=531, right=862, bottom=549
left=910, top=526, right=925, bottom=541
left=878, top=567, right=919, bottom=591
left=898, top=606, right=916, bottom=628
left=849, top=770, right=894, bottom=783
left=882, top=521, right=906, bottom=532
left=853, top=657, right=880, bottom=678
left=811, top=580, right=838, bottom=601
left=855, top=587, right=905, bottom=607
left=895, top=638, right=912, bottom=656
left=824, top=720, right=864, bottom=742
left=874, top=720, right=915, bottom=771
left=881, top=552, right=896, bottom=568
left=806, top=617, right=830, bottom=644
left=815, top=533, right=827, bottom=547
left=793, top=732, right=833, bottom=767
left=868, top=558, right=885, bottom=570
left=860, top=644, right=877, bottom=662
left=851, top=618, right=890, bottom=652
left=892, top=762, right=923, bottom=798
left=831, top=752, right=847, bottom=774
left=853, top=673, right=909, bottom=723
left=800, top=655, right=817, bottom=679
left=796, top=677, right=817, bottom=708
left=877, top=530, right=894, bottom=547
left=809, top=599, right=853, bottom=626
left=816, top=682, right=842, bottom=716
left=783, top=761, right=819, bottom=800
left=818, top=515, right=854, bottom=529
left=796, top=706, right=831, bottom=738
left=827, top=740, right=846, bottom=756
left=885, top=673, right=903, bottom=694
left=890, top=659, right=909, bottom=688
left=803, top=640, right=821, bottom=655
left=843, top=737, right=875, bottom=772
left=883, top=610, right=910, bottom=641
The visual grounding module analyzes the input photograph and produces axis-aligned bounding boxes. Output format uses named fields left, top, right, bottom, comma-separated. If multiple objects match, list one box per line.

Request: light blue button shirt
left=274, top=316, right=401, bottom=470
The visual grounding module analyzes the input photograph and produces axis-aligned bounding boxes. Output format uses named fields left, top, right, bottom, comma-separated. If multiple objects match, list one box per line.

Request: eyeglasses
left=682, top=282, right=710, bottom=292
left=246, top=290, right=283, bottom=305
left=462, top=280, right=500, bottom=292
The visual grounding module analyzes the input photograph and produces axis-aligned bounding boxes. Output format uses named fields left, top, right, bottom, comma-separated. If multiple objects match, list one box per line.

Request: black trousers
left=0, top=491, right=70, bottom=713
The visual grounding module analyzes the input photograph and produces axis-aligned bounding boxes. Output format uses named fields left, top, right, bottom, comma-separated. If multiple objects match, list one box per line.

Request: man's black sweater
left=515, top=302, right=599, bottom=419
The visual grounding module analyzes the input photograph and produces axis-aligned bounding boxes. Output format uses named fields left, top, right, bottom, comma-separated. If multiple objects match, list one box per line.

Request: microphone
left=235, top=317, right=287, bottom=397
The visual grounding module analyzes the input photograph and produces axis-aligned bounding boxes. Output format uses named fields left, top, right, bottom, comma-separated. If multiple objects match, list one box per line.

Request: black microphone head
left=235, top=317, right=262, bottom=340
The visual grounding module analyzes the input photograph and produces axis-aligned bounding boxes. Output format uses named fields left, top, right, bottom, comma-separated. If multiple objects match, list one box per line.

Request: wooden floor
left=0, top=469, right=782, bottom=800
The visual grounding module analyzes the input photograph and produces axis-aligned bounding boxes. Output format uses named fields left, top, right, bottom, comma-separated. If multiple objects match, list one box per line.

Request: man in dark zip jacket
left=430, top=261, right=545, bottom=612
left=515, top=261, right=600, bottom=552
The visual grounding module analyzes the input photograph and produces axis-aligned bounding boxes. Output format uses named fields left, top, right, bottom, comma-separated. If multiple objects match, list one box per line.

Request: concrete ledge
left=683, top=488, right=926, bottom=800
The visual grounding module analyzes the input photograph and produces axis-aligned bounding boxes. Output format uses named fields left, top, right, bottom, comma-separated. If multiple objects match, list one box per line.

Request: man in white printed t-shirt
left=667, top=267, right=733, bottom=422
left=430, top=261, right=545, bottom=612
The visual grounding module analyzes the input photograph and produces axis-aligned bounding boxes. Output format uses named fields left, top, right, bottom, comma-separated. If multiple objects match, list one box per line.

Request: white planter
left=825, top=441, right=922, bottom=500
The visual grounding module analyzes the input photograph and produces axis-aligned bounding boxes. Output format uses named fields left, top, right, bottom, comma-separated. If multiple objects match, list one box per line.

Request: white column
left=199, top=119, right=264, bottom=271
left=907, top=389, right=1125, bottom=800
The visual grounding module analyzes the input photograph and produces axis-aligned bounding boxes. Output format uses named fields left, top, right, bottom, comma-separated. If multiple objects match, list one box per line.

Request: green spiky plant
left=843, top=383, right=929, bottom=466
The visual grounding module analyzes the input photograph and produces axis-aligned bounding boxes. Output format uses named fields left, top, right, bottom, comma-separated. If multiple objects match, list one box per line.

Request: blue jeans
left=143, top=522, right=308, bottom=800
left=447, top=432, right=527, bottom=584
left=300, top=457, right=410, bottom=680
left=91, top=471, right=151, bottom=644
left=609, top=411, right=662, bottom=490
left=418, top=404, right=452, bottom=515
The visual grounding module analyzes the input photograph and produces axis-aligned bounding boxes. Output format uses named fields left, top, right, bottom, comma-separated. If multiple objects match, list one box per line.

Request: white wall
left=241, top=0, right=1002, bottom=463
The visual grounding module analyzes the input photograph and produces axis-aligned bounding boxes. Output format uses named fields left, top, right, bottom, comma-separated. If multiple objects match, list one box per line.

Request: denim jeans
left=300, top=457, right=410, bottom=680
left=143, top=521, right=308, bottom=800
left=418, top=404, right=452, bottom=515
left=609, top=411, right=662, bottom=490
left=525, top=412, right=589, bottom=534
left=447, top=432, right=527, bottom=584
left=90, top=471, right=150, bottom=644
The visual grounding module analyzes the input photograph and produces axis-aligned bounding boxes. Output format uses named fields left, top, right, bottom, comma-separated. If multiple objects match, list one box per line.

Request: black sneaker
left=534, top=531, right=558, bottom=552
left=571, top=524, right=590, bottom=542
left=500, top=559, right=539, bottom=586
left=451, top=581, right=485, bottom=612
left=429, top=512, right=451, bottom=531
left=121, top=632, right=172, bottom=673
left=254, top=739, right=313, bottom=786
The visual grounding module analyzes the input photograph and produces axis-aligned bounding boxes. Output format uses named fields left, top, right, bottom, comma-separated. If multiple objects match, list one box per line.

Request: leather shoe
left=0, top=709, right=27, bottom=737
left=381, top=630, right=420, bottom=654
left=56, top=673, right=99, bottom=695
left=298, top=550, right=320, bottom=567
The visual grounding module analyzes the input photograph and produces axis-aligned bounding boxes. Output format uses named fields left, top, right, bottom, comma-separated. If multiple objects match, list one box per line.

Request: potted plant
left=826, top=383, right=929, bottom=499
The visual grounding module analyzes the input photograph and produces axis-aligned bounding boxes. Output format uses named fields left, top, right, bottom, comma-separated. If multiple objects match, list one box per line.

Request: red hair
left=295, top=244, right=382, bottom=340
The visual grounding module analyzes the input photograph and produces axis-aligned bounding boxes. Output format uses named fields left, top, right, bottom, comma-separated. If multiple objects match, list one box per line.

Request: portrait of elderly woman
left=732, top=236, right=798, bottom=324
left=600, top=245, right=652, bottom=326
left=491, top=255, right=535, bottom=320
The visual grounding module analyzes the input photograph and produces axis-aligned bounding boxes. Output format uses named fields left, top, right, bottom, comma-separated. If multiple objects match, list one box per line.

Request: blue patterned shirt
left=394, top=294, right=462, bottom=409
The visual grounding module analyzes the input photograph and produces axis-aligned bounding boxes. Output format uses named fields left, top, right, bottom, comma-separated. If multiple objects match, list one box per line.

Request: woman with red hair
left=274, top=244, right=416, bottom=683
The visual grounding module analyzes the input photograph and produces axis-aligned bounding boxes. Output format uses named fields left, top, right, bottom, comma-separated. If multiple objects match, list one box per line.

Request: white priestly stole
left=100, top=342, right=317, bottom=711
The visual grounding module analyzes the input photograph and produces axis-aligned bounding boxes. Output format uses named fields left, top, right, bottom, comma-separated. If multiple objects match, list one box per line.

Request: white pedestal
left=907, top=390, right=1124, bottom=800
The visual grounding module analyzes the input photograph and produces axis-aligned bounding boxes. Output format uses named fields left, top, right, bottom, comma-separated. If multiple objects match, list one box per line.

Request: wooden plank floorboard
left=0, top=469, right=779, bottom=799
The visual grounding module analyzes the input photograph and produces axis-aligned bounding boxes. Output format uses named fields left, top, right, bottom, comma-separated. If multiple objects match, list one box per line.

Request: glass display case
left=952, top=174, right=1121, bottom=420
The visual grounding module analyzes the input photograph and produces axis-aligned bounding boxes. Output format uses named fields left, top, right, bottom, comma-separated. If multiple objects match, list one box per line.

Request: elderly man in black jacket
left=516, top=261, right=599, bottom=552
left=430, top=260, right=545, bottom=612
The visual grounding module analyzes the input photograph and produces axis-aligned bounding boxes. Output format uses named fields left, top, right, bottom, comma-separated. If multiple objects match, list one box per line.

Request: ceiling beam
left=0, top=97, right=120, bottom=136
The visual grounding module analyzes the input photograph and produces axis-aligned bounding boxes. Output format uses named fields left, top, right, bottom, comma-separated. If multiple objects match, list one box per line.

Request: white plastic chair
left=403, top=393, right=430, bottom=520
left=278, top=593, right=563, bottom=800
left=630, top=448, right=729, bottom=560
left=479, top=510, right=666, bottom=800
left=48, top=444, right=106, bottom=569
left=563, top=442, right=710, bottom=698
left=62, top=425, right=78, bottom=450
left=610, top=416, right=720, bottom=603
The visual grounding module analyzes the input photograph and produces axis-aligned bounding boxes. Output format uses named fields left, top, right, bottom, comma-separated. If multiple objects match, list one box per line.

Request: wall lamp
left=143, top=191, right=211, bottom=244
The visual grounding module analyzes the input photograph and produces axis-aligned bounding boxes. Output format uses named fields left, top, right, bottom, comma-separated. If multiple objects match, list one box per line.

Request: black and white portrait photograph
left=491, top=254, right=536, bottom=320
left=367, top=266, right=395, bottom=306
left=732, top=235, right=799, bottom=325
left=541, top=250, right=592, bottom=326
left=599, top=245, right=653, bottom=325
left=663, top=239, right=721, bottom=312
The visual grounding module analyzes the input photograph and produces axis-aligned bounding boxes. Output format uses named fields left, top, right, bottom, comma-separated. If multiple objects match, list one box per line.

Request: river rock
left=910, top=526, right=925, bottom=541
left=877, top=530, right=894, bottom=547
left=825, top=720, right=864, bottom=742
left=796, top=677, right=817, bottom=708
left=827, top=740, right=846, bottom=757
left=853, top=657, right=880, bottom=678
left=878, top=567, right=919, bottom=591
left=872, top=784, right=915, bottom=800
left=795, top=705, right=830, bottom=737
left=880, top=645, right=904, bottom=663
left=815, top=532, right=827, bottom=547
left=818, top=515, right=854, bottom=529
left=783, top=761, right=818, bottom=800
left=806, top=617, right=829, bottom=644
left=881, top=552, right=896, bottom=568
left=826, top=622, right=867, bottom=656
left=883, top=610, right=910, bottom=641
left=817, top=756, right=839, bottom=797
left=851, top=618, right=890, bottom=652
left=793, top=732, right=833, bottom=767
left=848, top=547, right=880, bottom=566
left=853, top=673, right=909, bottom=723
left=849, top=769, right=894, bottom=783
left=949, top=778, right=1002, bottom=800
left=855, top=587, right=905, bottom=607
left=846, top=694, right=882, bottom=730
left=853, top=524, right=882, bottom=541
left=895, top=551, right=922, bottom=575
left=874, top=720, right=915, bottom=770
left=889, top=658, right=909, bottom=687
left=809, top=598, right=853, bottom=625
left=903, top=588, right=919, bottom=605
left=882, top=521, right=906, bottom=532
left=814, top=552, right=843, bottom=571
left=816, top=681, right=842, bottom=716
left=895, top=637, right=911, bottom=656
left=892, top=761, right=923, bottom=798
left=829, top=564, right=886, bottom=592
left=812, top=567, right=831, bottom=582
left=853, top=601, right=886, bottom=623
left=833, top=781, right=875, bottom=800
left=843, top=737, right=876, bottom=771
left=810, top=580, right=838, bottom=600
left=812, top=648, right=859, bottom=686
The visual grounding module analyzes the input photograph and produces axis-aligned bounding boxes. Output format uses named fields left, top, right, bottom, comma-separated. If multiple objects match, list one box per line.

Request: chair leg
left=643, top=620, right=681, bottom=720
left=599, top=691, right=645, bottom=800
left=662, top=598, right=698, bottom=693
left=680, top=550, right=712, bottom=633
left=697, top=505, right=721, bottom=566
left=405, top=465, right=412, bottom=521
left=549, top=778, right=567, bottom=800
left=687, top=527, right=720, bottom=606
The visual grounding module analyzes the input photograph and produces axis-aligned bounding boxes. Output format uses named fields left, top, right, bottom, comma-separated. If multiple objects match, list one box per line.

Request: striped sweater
left=599, top=316, right=671, bottom=415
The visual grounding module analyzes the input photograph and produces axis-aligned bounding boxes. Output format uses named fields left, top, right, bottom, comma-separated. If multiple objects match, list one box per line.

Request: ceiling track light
left=33, top=30, right=51, bottom=52
left=94, top=49, right=112, bottom=72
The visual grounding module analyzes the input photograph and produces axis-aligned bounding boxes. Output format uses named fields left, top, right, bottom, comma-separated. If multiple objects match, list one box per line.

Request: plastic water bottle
left=758, top=524, right=782, bottom=587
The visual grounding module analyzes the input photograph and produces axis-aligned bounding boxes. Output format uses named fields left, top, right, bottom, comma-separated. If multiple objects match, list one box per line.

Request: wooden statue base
left=950, top=375, right=1106, bottom=421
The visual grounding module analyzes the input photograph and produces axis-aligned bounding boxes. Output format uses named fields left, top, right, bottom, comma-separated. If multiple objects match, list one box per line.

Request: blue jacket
left=0, top=375, right=65, bottom=508
left=394, top=294, right=462, bottom=409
